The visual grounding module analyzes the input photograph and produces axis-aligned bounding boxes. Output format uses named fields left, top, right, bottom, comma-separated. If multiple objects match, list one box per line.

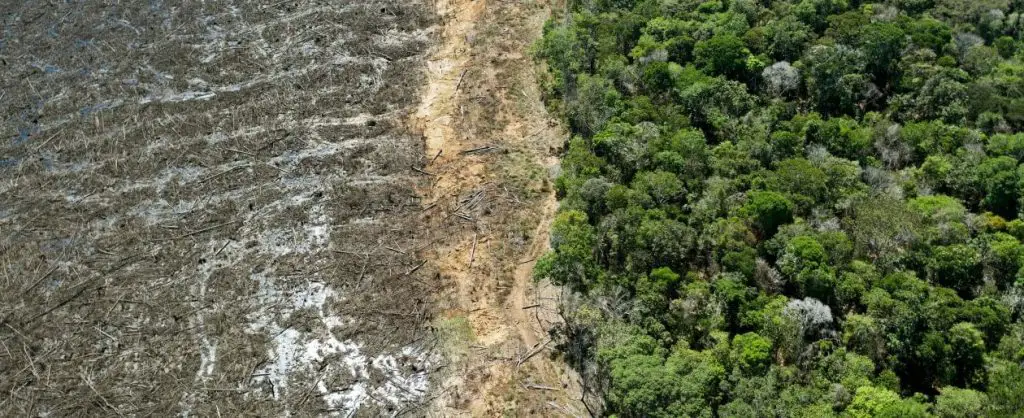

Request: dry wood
left=406, top=260, right=428, bottom=276
left=411, top=165, right=435, bottom=176
left=455, top=68, right=468, bottom=93
left=547, top=401, right=582, bottom=418
left=517, top=338, right=551, bottom=368
left=20, top=265, right=59, bottom=296
left=459, top=145, right=497, bottom=155
left=197, top=164, right=250, bottom=184
left=156, top=221, right=240, bottom=242
left=468, top=232, right=477, bottom=269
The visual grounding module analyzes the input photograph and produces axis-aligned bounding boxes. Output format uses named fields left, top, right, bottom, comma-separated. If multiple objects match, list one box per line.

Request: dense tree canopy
left=537, top=0, right=1024, bottom=415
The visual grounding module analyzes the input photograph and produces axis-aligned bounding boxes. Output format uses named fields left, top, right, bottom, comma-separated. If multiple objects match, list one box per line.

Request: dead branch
left=517, top=338, right=551, bottom=368
left=411, top=165, right=434, bottom=176
left=459, top=145, right=498, bottom=155
left=358, top=254, right=370, bottom=281
left=20, top=265, right=59, bottom=296
left=406, top=260, right=427, bottom=276
left=197, top=164, right=250, bottom=184
left=157, top=221, right=240, bottom=242
left=547, top=401, right=582, bottom=418
left=455, top=68, right=468, bottom=93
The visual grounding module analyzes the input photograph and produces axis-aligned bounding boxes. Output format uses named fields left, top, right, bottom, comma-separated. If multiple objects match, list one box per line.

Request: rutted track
left=1, top=1, right=439, bottom=415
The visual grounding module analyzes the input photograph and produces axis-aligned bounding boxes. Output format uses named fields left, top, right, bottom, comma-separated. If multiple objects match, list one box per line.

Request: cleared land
left=0, top=1, right=439, bottom=415
left=415, top=0, right=587, bottom=415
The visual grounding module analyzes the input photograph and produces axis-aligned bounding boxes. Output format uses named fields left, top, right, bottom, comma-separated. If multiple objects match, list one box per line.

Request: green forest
left=534, top=0, right=1024, bottom=416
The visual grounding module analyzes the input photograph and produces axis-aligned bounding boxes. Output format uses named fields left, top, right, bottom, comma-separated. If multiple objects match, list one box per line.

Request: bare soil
left=412, top=0, right=586, bottom=415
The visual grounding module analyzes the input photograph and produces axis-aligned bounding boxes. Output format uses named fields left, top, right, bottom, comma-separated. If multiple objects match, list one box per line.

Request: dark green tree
left=694, top=33, right=751, bottom=80
left=740, top=190, right=795, bottom=238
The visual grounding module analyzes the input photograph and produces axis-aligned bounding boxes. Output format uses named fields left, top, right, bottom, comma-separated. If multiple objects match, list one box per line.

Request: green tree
left=978, top=156, right=1020, bottom=217
left=846, top=386, right=932, bottom=418
left=740, top=190, right=795, bottom=239
left=858, top=23, right=908, bottom=85
left=669, top=281, right=724, bottom=348
left=893, top=67, right=970, bottom=123
left=804, top=116, right=873, bottom=160
left=961, top=296, right=1011, bottom=348
left=986, top=359, right=1024, bottom=416
left=650, top=128, right=709, bottom=186
left=895, top=0, right=937, bottom=15
left=794, top=0, right=850, bottom=32
left=934, top=387, right=988, bottom=418
left=926, top=244, right=983, bottom=297
left=801, top=44, right=869, bottom=115
left=847, top=197, right=922, bottom=267
left=676, top=74, right=755, bottom=139
left=631, top=170, right=685, bottom=207
left=945, top=322, right=987, bottom=389
left=843, top=314, right=887, bottom=365
left=540, top=0, right=1024, bottom=413
left=694, top=33, right=751, bottom=80
left=601, top=330, right=726, bottom=417
left=632, top=214, right=695, bottom=271
left=714, top=275, right=753, bottom=334
left=994, top=36, right=1016, bottom=59
left=907, top=16, right=952, bottom=53
left=768, top=158, right=829, bottom=212
left=534, top=210, right=599, bottom=292
left=730, top=332, right=772, bottom=375
left=983, top=233, right=1024, bottom=288
left=568, top=74, right=622, bottom=138
left=764, top=16, right=814, bottom=61
left=825, top=11, right=870, bottom=45
left=592, top=122, right=655, bottom=179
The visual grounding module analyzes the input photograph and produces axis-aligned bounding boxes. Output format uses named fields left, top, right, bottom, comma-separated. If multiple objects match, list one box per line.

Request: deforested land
left=1, top=1, right=439, bottom=415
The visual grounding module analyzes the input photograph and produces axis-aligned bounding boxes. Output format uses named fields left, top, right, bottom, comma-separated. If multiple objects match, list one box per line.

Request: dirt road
left=413, top=0, right=585, bottom=415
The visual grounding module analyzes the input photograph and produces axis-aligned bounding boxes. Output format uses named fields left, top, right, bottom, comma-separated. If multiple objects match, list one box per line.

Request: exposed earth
left=0, top=0, right=577, bottom=415
left=414, top=0, right=587, bottom=415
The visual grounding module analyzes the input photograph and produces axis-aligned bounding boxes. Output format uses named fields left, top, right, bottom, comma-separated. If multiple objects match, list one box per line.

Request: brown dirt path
left=412, top=0, right=586, bottom=415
